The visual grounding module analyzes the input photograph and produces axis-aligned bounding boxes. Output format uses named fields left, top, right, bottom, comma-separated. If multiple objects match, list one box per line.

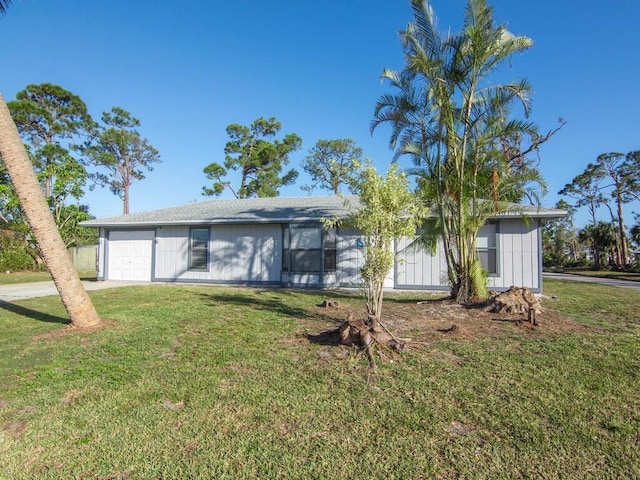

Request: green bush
left=0, top=231, right=42, bottom=272
left=0, top=247, right=36, bottom=272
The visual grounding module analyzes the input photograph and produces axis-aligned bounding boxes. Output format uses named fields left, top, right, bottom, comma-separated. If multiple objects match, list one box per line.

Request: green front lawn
left=0, top=280, right=638, bottom=479
left=0, top=270, right=97, bottom=285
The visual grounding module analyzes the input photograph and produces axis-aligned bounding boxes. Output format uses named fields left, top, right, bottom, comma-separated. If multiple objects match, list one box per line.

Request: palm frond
left=0, top=0, right=12, bottom=16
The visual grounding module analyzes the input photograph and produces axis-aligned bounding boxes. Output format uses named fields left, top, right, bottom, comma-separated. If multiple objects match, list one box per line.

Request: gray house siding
left=493, top=219, right=540, bottom=291
left=154, top=224, right=282, bottom=284
left=96, top=218, right=541, bottom=291
left=86, top=196, right=563, bottom=291
left=394, top=219, right=542, bottom=293
left=395, top=236, right=449, bottom=291
left=337, top=227, right=365, bottom=287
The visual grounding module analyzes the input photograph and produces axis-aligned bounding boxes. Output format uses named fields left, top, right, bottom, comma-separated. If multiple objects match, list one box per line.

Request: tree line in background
left=544, top=150, right=640, bottom=271
left=0, top=83, right=160, bottom=271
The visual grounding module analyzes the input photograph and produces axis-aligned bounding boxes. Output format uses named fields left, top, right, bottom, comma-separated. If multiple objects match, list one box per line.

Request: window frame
left=282, top=224, right=336, bottom=274
left=189, top=227, right=210, bottom=271
left=476, top=222, right=499, bottom=276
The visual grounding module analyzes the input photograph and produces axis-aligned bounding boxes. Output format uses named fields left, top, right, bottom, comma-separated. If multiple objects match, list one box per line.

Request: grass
left=559, top=269, right=640, bottom=282
left=0, top=280, right=638, bottom=479
left=0, top=270, right=97, bottom=285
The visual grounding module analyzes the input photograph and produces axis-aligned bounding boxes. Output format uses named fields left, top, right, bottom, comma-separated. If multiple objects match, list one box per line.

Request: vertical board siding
left=154, top=226, right=189, bottom=280
left=394, top=219, right=540, bottom=291
left=210, top=224, right=281, bottom=282
left=494, top=219, right=539, bottom=290
left=135, top=219, right=541, bottom=290
left=155, top=224, right=281, bottom=283
left=337, top=227, right=364, bottom=286
left=395, top=236, right=448, bottom=289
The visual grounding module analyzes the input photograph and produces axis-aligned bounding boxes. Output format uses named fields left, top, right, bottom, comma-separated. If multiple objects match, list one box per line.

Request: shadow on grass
left=0, top=300, right=69, bottom=324
left=197, top=290, right=312, bottom=319
left=306, top=328, right=342, bottom=346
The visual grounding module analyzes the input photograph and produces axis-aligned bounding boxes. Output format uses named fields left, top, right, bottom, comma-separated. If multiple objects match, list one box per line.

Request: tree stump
left=339, top=313, right=407, bottom=369
left=483, top=286, right=541, bottom=326
left=319, top=299, right=339, bottom=308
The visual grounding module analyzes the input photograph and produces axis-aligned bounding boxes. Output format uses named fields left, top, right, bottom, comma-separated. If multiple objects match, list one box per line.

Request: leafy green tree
left=326, top=162, right=420, bottom=319
left=54, top=204, right=97, bottom=247
left=593, top=152, right=637, bottom=266
left=0, top=0, right=11, bottom=15
left=372, top=0, right=556, bottom=303
left=560, top=151, right=639, bottom=267
left=6, top=83, right=94, bottom=253
left=578, top=221, right=617, bottom=268
left=301, top=139, right=362, bottom=194
left=203, top=117, right=301, bottom=198
left=542, top=200, right=581, bottom=268
left=625, top=150, right=640, bottom=201
left=325, top=162, right=421, bottom=369
left=81, top=107, right=161, bottom=214
left=630, top=213, right=640, bottom=250
left=7, top=83, right=93, bottom=199
left=559, top=167, right=609, bottom=229
left=0, top=160, right=22, bottom=224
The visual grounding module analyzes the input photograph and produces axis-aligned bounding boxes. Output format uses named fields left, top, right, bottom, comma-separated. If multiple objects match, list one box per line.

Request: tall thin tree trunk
left=614, top=194, right=629, bottom=266
left=0, top=94, right=102, bottom=328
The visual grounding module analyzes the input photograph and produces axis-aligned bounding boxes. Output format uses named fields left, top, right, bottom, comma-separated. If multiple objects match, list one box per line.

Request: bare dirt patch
left=304, top=293, right=585, bottom=348
left=32, top=318, right=116, bottom=342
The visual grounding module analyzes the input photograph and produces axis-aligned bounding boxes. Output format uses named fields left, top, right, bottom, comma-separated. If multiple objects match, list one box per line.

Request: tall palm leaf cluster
left=373, top=0, right=550, bottom=303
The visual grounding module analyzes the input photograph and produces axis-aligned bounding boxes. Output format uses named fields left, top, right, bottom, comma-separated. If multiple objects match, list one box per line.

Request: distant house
left=81, top=195, right=566, bottom=293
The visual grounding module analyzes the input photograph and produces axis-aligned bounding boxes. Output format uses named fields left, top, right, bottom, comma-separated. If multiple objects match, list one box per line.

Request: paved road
left=0, top=280, right=146, bottom=301
left=543, top=272, right=640, bottom=290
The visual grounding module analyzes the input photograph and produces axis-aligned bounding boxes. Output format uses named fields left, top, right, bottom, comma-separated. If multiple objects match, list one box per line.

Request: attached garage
left=106, top=230, right=154, bottom=281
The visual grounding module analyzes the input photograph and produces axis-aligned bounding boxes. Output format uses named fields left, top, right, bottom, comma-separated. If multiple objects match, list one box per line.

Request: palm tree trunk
left=0, top=94, right=102, bottom=328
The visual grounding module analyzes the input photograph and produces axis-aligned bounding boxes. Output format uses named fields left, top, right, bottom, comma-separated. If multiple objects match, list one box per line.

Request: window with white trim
left=476, top=223, right=498, bottom=275
left=189, top=228, right=209, bottom=270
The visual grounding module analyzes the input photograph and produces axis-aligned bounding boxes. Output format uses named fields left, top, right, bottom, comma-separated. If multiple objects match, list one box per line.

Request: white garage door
left=107, top=230, right=154, bottom=281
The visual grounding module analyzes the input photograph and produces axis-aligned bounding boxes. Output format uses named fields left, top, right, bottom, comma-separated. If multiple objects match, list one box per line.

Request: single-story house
left=81, top=195, right=566, bottom=293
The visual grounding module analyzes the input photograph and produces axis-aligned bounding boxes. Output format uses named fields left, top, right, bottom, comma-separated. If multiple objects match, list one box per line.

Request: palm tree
left=0, top=98, right=102, bottom=327
left=0, top=0, right=11, bottom=15
left=373, top=0, right=544, bottom=303
left=579, top=222, right=617, bottom=268
left=0, top=4, right=102, bottom=328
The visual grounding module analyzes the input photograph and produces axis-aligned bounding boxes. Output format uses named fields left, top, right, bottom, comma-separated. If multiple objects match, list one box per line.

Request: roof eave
left=80, top=216, right=340, bottom=228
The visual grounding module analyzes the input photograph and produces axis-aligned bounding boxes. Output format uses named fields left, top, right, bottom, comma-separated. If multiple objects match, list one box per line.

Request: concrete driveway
left=543, top=272, right=640, bottom=290
left=0, top=280, right=146, bottom=302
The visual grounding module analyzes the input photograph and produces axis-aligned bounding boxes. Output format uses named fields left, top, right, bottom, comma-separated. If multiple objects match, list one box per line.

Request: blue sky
left=1, top=0, right=638, bottom=227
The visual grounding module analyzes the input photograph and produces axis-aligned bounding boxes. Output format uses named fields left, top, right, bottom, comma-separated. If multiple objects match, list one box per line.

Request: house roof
left=81, top=195, right=360, bottom=227
left=81, top=195, right=567, bottom=228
